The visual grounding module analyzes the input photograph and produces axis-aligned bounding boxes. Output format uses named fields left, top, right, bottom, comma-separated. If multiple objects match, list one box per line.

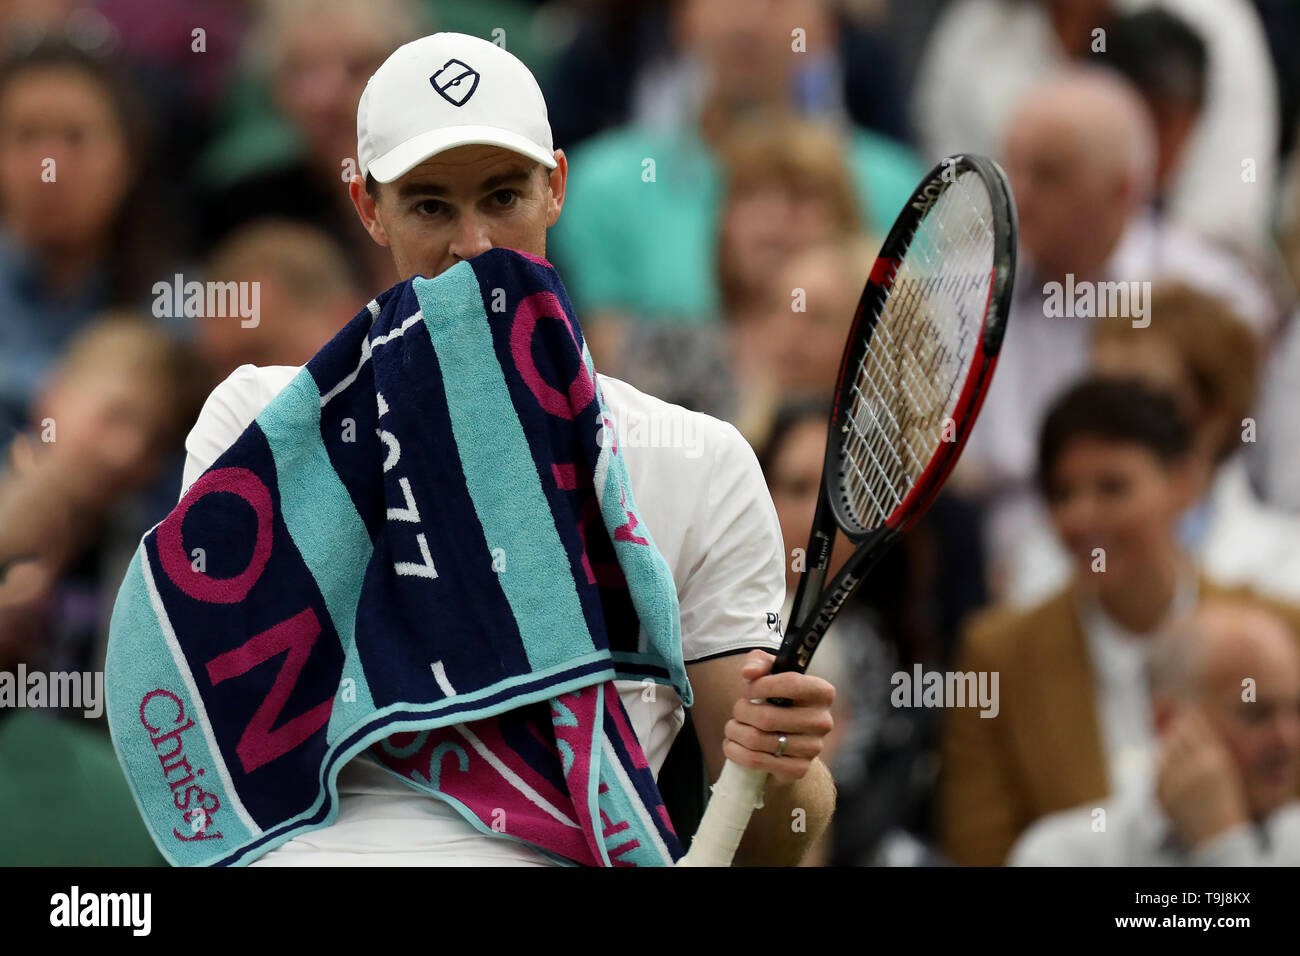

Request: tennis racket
left=678, top=153, right=1018, bottom=867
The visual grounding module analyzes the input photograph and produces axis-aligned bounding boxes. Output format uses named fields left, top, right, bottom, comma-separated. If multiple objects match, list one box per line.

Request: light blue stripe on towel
left=256, top=368, right=377, bottom=726
left=413, top=266, right=594, bottom=669
left=105, top=550, right=257, bottom=865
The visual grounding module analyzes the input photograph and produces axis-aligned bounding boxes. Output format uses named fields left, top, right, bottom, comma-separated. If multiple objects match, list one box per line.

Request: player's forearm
left=733, top=757, right=836, bottom=866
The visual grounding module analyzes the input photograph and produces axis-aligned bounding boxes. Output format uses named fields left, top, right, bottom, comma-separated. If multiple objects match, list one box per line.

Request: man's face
left=198, top=271, right=354, bottom=378
left=675, top=0, right=829, bottom=98
left=1003, top=109, right=1128, bottom=278
left=1202, top=628, right=1300, bottom=818
left=273, top=14, right=392, bottom=174
left=759, top=251, right=854, bottom=390
left=351, top=144, right=565, bottom=282
left=721, top=182, right=841, bottom=307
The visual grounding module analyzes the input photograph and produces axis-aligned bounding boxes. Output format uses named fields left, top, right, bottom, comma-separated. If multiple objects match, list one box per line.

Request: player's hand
left=1155, top=709, right=1249, bottom=849
left=722, top=650, right=835, bottom=783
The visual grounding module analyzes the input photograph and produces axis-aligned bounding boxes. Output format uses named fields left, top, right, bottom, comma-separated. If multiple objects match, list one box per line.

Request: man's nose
left=449, top=214, right=493, bottom=261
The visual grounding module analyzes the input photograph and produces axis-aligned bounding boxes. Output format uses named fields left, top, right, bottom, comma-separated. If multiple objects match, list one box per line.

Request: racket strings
left=839, top=169, right=995, bottom=532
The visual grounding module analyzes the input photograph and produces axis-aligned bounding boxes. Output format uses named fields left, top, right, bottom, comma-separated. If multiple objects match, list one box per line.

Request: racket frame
left=677, top=154, right=1017, bottom=867
left=777, top=153, right=1017, bottom=676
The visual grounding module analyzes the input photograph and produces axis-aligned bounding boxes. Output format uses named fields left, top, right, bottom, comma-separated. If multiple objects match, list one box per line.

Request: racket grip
left=677, top=760, right=769, bottom=867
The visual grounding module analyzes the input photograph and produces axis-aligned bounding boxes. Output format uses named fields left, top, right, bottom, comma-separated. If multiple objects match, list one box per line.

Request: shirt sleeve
left=676, top=420, right=787, bottom=664
left=180, top=364, right=296, bottom=499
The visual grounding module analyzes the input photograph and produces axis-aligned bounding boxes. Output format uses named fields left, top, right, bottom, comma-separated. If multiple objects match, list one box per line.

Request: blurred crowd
left=2, top=0, right=1300, bottom=866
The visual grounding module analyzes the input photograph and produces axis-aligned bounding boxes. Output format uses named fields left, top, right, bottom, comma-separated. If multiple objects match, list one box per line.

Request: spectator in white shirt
left=912, top=0, right=1278, bottom=253
left=1011, top=598, right=1300, bottom=865
left=958, top=67, right=1276, bottom=599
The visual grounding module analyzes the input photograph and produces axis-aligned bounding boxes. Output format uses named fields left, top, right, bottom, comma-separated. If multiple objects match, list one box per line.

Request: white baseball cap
left=357, top=32, right=557, bottom=184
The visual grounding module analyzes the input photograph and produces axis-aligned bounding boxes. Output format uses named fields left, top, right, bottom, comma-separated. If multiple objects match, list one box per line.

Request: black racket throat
left=773, top=523, right=899, bottom=675
left=765, top=520, right=898, bottom=707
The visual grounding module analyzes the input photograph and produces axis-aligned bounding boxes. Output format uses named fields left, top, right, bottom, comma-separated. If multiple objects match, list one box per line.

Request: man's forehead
left=394, top=146, right=541, bottom=193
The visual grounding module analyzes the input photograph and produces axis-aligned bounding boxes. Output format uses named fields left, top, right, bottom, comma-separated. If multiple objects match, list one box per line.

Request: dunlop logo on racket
left=909, top=177, right=949, bottom=215
left=795, top=572, right=861, bottom=669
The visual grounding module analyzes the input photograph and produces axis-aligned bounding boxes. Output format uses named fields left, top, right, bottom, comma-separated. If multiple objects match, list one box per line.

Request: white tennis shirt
left=180, top=363, right=787, bottom=865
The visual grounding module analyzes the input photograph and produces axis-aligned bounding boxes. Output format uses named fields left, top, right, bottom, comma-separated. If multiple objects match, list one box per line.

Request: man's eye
left=415, top=200, right=446, bottom=216
left=491, top=190, right=518, bottom=207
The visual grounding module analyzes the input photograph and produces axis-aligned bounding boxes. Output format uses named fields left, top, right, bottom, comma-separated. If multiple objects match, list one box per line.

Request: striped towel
left=105, top=248, right=690, bottom=866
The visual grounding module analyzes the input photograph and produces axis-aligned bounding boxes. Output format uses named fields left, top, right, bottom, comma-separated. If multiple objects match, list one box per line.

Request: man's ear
left=349, top=176, right=390, bottom=248
left=545, top=149, right=568, bottom=229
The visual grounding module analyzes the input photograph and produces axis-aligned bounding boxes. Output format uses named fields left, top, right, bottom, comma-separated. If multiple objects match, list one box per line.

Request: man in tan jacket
left=1008, top=598, right=1300, bottom=866
left=937, top=377, right=1300, bottom=866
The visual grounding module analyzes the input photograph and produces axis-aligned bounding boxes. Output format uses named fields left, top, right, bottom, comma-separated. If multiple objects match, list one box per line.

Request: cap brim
left=367, top=125, right=558, bottom=183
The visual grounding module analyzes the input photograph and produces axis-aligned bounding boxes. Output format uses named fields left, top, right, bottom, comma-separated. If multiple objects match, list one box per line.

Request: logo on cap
left=430, top=58, right=480, bottom=107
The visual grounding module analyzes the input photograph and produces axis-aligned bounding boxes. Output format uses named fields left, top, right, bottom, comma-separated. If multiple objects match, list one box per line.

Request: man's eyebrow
left=396, top=181, right=449, bottom=200
left=477, top=168, right=537, bottom=192
left=396, top=167, right=538, bottom=200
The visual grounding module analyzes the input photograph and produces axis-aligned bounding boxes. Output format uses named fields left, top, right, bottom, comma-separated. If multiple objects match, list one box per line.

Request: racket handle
left=677, top=760, right=769, bottom=866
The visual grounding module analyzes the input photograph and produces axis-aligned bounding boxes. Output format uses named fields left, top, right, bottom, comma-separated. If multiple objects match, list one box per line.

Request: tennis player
left=183, top=32, right=835, bottom=866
